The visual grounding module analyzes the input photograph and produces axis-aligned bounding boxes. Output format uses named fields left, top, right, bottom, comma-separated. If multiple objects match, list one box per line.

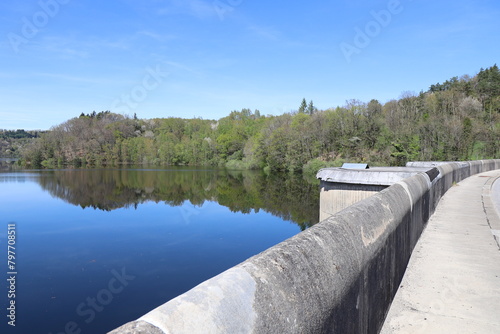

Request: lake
left=0, top=167, right=319, bottom=333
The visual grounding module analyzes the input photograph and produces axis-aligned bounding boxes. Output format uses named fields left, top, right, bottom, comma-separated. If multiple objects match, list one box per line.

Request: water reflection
left=34, top=168, right=319, bottom=230
left=0, top=167, right=320, bottom=333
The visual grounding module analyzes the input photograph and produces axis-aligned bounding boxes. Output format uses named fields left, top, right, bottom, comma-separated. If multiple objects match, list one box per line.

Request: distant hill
left=19, top=65, right=500, bottom=171
left=0, top=129, right=44, bottom=158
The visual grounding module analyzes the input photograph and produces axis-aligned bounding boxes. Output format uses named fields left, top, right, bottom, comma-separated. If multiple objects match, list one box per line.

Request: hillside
left=0, top=129, right=43, bottom=158
left=20, top=65, right=500, bottom=172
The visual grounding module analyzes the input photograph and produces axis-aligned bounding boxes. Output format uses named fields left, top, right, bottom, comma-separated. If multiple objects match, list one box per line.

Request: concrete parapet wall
left=109, top=160, right=500, bottom=334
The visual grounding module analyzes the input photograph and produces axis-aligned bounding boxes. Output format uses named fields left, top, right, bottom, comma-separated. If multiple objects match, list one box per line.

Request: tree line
left=0, top=129, right=44, bottom=158
left=20, top=65, right=500, bottom=173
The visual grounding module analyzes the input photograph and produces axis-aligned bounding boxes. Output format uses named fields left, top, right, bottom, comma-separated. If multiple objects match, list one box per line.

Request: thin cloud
left=0, top=112, right=42, bottom=126
left=135, top=30, right=177, bottom=42
left=32, top=72, right=102, bottom=84
left=38, top=30, right=177, bottom=58
left=34, top=35, right=129, bottom=59
left=31, top=72, right=132, bottom=86
left=247, top=25, right=281, bottom=41
left=157, top=0, right=217, bottom=19
left=164, top=61, right=202, bottom=76
left=414, top=21, right=475, bottom=41
left=22, top=37, right=91, bottom=59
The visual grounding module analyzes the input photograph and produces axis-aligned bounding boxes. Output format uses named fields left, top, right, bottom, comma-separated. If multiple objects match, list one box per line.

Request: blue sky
left=1, top=0, right=499, bottom=130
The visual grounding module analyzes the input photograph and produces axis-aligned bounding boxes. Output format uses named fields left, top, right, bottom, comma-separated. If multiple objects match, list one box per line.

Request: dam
left=110, top=160, right=500, bottom=334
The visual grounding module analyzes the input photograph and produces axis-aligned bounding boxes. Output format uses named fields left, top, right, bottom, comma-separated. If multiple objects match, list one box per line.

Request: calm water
left=0, top=167, right=319, bottom=333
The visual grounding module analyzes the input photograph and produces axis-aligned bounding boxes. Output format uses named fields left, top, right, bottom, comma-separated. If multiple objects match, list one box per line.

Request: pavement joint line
left=482, top=173, right=500, bottom=250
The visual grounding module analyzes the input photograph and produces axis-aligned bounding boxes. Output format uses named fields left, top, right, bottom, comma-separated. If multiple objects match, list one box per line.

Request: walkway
left=380, top=170, right=500, bottom=333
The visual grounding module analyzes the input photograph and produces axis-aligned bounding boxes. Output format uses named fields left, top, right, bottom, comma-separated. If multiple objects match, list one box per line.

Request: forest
left=19, top=65, right=500, bottom=173
left=0, top=129, right=43, bottom=158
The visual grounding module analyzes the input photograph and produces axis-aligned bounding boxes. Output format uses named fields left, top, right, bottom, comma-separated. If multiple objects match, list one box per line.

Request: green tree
left=306, top=100, right=316, bottom=115
left=298, top=98, right=307, bottom=114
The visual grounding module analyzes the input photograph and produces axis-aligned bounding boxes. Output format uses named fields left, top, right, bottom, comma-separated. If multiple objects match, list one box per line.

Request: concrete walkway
left=380, top=170, right=500, bottom=334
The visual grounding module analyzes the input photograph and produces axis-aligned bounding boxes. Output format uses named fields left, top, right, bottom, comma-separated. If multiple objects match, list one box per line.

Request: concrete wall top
left=316, top=166, right=433, bottom=186
left=406, top=161, right=469, bottom=168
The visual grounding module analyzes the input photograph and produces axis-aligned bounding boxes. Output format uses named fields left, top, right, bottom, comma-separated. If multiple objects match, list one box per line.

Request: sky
left=1, top=0, right=499, bottom=130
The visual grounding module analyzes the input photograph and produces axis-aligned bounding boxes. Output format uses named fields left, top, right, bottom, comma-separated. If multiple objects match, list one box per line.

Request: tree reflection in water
left=36, top=167, right=320, bottom=230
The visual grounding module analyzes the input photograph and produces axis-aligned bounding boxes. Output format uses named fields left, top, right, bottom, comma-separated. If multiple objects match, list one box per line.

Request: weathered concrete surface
left=380, top=171, right=500, bottom=334
left=140, top=267, right=256, bottom=334
left=317, top=166, right=433, bottom=186
left=109, top=160, right=500, bottom=334
left=111, top=321, right=164, bottom=334
left=405, top=161, right=460, bottom=167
